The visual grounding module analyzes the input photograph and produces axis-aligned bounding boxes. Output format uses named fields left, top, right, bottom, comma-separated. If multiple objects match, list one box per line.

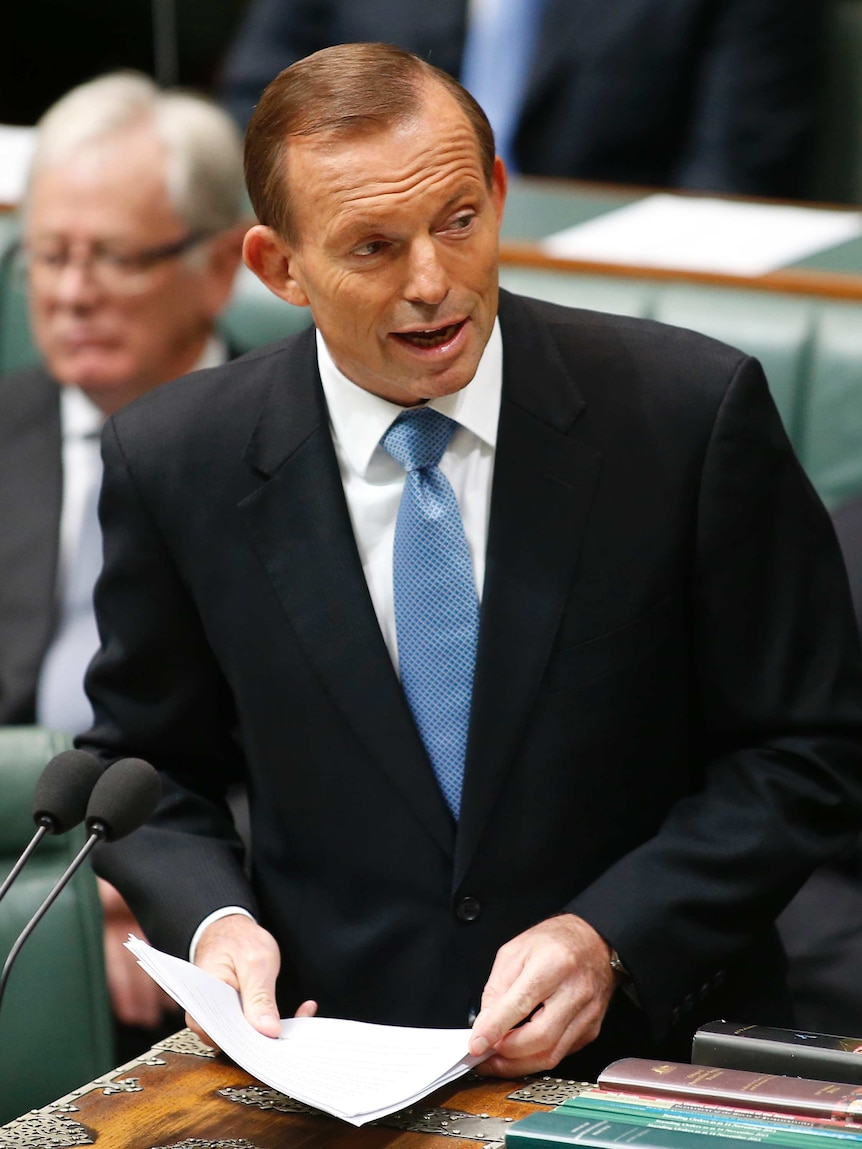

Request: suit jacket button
left=456, top=896, right=482, bottom=922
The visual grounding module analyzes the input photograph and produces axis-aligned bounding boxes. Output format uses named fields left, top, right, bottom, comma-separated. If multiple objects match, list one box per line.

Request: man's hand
left=189, top=913, right=317, bottom=1046
left=468, top=913, right=617, bottom=1077
left=98, top=878, right=177, bottom=1027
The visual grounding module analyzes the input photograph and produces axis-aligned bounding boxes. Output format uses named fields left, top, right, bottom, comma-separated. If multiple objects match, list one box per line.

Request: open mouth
left=393, top=319, right=466, bottom=349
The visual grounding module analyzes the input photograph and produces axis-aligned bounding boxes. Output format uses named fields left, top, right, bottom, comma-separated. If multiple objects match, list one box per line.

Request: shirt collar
left=316, top=319, right=503, bottom=478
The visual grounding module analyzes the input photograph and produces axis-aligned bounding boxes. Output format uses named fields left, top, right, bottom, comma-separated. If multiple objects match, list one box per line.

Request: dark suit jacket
left=85, top=291, right=862, bottom=1074
left=776, top=492, right=862, bottom=1036
left=0, top=367, right=62, bottom=725
left=219, top=0, right=820, bottom=197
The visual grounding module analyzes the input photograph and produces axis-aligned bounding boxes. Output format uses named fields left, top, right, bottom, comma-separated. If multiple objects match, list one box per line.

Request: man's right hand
left=189, top=913, right=317, bottom=1045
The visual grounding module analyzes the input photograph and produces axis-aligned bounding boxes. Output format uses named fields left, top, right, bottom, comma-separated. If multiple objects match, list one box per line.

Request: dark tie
left=381, top=407, right=480, bottom=819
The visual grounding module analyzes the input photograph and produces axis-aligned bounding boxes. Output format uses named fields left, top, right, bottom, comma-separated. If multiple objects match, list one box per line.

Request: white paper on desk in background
left=542, top=193, right=862, bottom=277
left=0, top=125, right=35, bottom=205
left=125, top=935, right=481, bottom=1125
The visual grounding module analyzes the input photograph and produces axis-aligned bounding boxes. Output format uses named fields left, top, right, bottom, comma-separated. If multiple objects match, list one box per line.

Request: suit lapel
left=239, top=333, right=455, bottom=857
left=455, top=293, right=602, bottom=886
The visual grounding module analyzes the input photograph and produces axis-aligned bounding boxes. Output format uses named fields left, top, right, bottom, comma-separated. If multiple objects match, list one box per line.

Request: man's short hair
left=245, top=42, right=496, bottom=244
left=28, top=72, right=245, bottom=235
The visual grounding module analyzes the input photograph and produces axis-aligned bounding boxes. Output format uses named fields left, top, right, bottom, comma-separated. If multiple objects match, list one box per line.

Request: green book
left=505, top=1103, right=862, bottom=1149
left=559, top=1095, right=862, bottom=1145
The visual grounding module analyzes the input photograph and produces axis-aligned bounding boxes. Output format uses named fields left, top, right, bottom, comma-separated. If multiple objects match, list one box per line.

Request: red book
left=598, top=1059, right=862, bottom=1124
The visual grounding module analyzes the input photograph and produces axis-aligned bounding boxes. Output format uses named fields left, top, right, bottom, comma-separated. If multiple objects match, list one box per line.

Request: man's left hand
left=468, top=913, right=617, bottom=1077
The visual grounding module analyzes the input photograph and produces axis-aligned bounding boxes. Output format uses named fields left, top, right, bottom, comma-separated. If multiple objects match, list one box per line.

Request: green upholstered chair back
left=0, top=219, right=38, bottom=377
left=0, top=727, right=114, bottom=1123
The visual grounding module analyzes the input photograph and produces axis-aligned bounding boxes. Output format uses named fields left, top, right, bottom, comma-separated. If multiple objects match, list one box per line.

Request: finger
left=237, top=954, right=282, bottom=1037
left=469, top=967, right=552, bottom=1057
left=294, top=999, right=318, bottom=1018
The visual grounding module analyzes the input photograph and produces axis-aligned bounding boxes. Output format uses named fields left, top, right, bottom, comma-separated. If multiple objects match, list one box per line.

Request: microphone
left=0, top=757, right=161, bottom=1016
left=0, top=749, right=103, bottom=906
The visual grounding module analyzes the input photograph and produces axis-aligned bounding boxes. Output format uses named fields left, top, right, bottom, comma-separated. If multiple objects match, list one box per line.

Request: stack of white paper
left=126, top=935, right=482, bottom=1125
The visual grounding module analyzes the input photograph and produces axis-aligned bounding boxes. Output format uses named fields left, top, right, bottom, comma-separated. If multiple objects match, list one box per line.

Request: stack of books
left=505, top=1028, right=862, bottom=1149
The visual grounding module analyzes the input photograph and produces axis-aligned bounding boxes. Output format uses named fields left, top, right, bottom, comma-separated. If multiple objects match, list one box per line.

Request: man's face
left=252, top=82, right=506, bottom=406
left=25, top=126, right=233, bottom=414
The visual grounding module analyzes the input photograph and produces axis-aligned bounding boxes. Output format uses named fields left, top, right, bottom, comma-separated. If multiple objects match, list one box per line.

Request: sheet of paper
left=126, top=935, right=482, bottom=1125
left=541, top=193, right=862, bottom=277
left=0, top=125, right=35, bottom=205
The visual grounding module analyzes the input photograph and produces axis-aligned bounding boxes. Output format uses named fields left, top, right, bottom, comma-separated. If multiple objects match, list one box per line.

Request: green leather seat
left=220, top=264, right=312, bottom=353
left=0, top=727, right=114, bottom=1123
left=650, top=286, right=814, bottom=443
left=798, top=302, right=862, bottom=507
left=0, top=224, right=38, bottom=377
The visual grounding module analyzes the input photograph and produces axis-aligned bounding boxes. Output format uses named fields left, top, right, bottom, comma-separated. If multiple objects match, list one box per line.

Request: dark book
left=693, top=1023, right=862, bottom=1085
left=597, top=1058, right=862, bottom=1123
left=504, top=1104, right=861, bottom=1149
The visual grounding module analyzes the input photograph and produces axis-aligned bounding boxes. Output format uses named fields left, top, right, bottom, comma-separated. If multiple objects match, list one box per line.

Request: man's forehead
left=27, top=131, right=174, bottom=233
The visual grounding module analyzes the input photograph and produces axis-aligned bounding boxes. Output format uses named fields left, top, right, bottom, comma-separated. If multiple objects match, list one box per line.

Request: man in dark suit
left=219, top=0, right=820, bottom=199
left=85, top=43, right=862, bottom=1078
left=0, top=71, right=245, bottom=1049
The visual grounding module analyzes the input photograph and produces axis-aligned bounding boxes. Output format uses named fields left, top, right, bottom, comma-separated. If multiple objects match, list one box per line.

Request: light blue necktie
left=381, top=408, right=480, bottom=819
left=460, top=0, right=546, bottom=173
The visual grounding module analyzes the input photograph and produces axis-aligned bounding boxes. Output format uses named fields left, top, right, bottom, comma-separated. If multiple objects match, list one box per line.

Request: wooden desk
left=500, top=178, right=862, bottom=302
left=0, top=1029, right=583, bottom=1149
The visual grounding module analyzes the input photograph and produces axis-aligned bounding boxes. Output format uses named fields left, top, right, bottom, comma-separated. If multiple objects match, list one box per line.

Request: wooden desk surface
left=0, top=1029, right=584, bottom=1149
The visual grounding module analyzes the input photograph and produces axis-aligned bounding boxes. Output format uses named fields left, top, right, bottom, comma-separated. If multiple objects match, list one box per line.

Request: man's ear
left=243, top=224, right=310, bottom=308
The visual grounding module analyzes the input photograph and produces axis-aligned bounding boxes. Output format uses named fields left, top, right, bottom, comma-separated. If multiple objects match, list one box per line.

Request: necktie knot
left=381, top=407, right=456, bottom=473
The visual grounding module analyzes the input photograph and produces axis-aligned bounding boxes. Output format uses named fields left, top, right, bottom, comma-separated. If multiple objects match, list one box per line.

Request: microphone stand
left=0, top=821, right=51, bottom=905
left=0, top=823, right=106, bottom=1017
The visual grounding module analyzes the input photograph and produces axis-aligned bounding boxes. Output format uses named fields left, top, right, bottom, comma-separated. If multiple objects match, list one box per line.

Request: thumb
left=242, top=981, right=282, bottom=1038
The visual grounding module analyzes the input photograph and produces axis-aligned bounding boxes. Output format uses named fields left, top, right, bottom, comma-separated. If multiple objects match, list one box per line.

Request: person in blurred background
left=219, top=0, right=821, bottom=198
left=0, top=71, right=246, bottom=1056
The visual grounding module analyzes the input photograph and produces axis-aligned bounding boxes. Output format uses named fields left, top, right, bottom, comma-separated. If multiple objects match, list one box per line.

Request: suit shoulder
left=108, top=330, right=315, bottom=453
left=0, top=366, right=60, bottom=444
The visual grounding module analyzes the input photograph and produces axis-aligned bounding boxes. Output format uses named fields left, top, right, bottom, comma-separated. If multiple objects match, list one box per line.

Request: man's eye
left=352, top=240, right=386, bottom=257
left=102, top=250, right=139, bottom=271
left=34, top=250, right=66, bottom=268
left=448, top=213, right=476, bottom=232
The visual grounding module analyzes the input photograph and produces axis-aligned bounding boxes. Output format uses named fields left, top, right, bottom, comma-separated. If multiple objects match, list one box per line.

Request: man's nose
left=51, top=256, right=104, bottom=305
left=404, top=237, right=449, bottom=306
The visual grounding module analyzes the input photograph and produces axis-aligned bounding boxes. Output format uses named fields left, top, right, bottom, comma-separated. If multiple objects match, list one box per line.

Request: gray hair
left=28, top=72, right=245, bottom=234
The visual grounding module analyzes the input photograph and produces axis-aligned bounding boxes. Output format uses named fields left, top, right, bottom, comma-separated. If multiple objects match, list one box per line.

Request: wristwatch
left=609, top=948, right=630, bottom=983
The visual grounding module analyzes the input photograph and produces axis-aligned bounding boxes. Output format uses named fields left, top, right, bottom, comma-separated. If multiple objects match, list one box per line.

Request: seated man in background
left=0, top=72, right=246, bottom=1054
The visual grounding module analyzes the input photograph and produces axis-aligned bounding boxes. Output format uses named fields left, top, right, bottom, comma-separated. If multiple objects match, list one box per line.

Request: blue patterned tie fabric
left=381, top=407, right=480, bottom=819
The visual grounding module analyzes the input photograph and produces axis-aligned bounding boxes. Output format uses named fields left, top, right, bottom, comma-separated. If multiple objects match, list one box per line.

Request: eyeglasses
left=18, top=231, right=212, bottom=294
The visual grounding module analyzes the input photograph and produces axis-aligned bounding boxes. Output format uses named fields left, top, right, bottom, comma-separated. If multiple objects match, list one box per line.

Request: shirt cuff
left=189, top=906, right=255, bottom=963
